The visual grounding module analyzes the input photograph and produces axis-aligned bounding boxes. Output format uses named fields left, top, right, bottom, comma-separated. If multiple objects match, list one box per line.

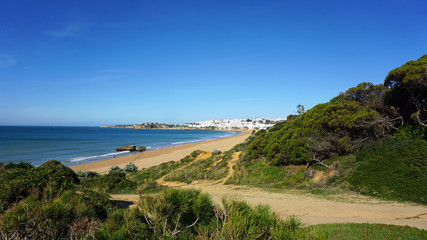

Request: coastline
left=71, top=130, right=251, bottom=174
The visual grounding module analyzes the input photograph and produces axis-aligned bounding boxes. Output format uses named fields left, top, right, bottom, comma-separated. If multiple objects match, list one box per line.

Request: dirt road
left=113, top=156, right=427, bottom=231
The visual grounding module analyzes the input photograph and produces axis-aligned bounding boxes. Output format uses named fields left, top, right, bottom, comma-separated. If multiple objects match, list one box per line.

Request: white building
left=185, top=118, right=285, bottom=130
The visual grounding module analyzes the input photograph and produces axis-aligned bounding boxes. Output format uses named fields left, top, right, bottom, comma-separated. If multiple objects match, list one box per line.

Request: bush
left=0, top=190, right=112, bottom=239
left=137, top=188, right=215, bottom=238
left=80, top=171, right=137, bottom=194
left=191, top=150, right=203, bottom=158
left=349, top=138, right=427, bottom=204
left=123, top=162, right=138, bottom=173
left=96, top=208, right=149, bottom=240
left=226, top=156, right=308, bottom=188
left=39, top=160, right=80, bottom=185
left=4, top=162, right=33, bottom=170
left=212, top=149, right=222, bottom=156
left=0, top=161, right=79, bottom=213
left=76, top=170, right=100, bottom=179
left=109, top=165, right=122, bottom=174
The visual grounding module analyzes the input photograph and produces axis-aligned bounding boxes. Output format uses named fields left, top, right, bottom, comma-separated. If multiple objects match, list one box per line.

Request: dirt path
left=112, top=151, right=427, bottom=230
left=221, top=151, right=240, bottom=184
left=112, top=184, right=427, bottom=230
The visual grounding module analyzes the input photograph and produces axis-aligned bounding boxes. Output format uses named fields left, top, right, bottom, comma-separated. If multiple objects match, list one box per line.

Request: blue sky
left=1, top=0, right=426, bottom=126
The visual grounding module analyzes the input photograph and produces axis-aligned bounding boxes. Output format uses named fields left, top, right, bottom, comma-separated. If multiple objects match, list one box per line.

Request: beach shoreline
left=71, top=130, right=251, bottom=174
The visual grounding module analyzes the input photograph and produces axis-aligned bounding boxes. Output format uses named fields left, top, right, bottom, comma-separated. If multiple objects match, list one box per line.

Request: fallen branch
left=396, top=212, right=427, bottom=220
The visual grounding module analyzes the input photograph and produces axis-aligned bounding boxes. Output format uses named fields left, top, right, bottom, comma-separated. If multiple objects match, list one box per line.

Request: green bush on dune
left=96, top=188, right=301, bottom=239
left=80, top=171, right=137, bottom=194
left=0, top=161, right=114, bottom=239
left=349, top=138, right=427, bottom=204
left=0, top=161, right=79, bottom=213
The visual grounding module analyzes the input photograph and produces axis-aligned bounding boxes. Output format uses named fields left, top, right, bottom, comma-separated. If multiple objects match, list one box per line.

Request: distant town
left=184, top=118, right=285, bottom=130
left=102, top=118, right=285, bottom=130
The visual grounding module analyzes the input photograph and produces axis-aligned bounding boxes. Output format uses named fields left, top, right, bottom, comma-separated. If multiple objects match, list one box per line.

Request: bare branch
left=171, top=217, right=199, bottom=236
left=306, top=154, right=329, bottom=169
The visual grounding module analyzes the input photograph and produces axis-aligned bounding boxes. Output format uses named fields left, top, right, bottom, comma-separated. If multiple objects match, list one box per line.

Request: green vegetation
left=226, top=157, right=308, bottom=188
left=349, top=138, right=427, bottom=204
left=0, top=160, right=79, bottom=213
left=233, top=55, right=427, bottom=204
left=128, top=150, right=203, bottom=184
left=246, top=82, right=398, bottom=166
left=298, top=223, right=427, bottom=239
left=164, top=150, right=235, bottom=183
left=128, top=188, right=302, bottom=239
left=109, top=162, right=138, bottom=174
left=0, top=161, right=114, bottom=239
left=80, top=171, right=138, bottom=194
left=384, top=54, right=427, bottom=127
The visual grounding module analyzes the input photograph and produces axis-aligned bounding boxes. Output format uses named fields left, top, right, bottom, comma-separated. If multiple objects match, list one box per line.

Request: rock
left=115, top=146, right=136, bottom=152
left=137, top=146, right=147, bottom=152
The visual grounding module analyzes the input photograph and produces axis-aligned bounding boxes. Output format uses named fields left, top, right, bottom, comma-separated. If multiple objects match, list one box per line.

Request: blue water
left=0, top=126, right=237, bottom=166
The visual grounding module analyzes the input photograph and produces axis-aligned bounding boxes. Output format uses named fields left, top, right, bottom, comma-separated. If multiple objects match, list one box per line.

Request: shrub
left=80, top=171, right=137, bottom=194
left=349, top=138, right=427, bottom=204
left=96, top=208, right=149, bottom=240
left=212, top=149, right=222, bottom=155
left=0, top=162, right=78, bottom=213
left=138, top=188, right=215, bottom=238
left=109, top=165, right=122, bottom=174
left=39, top=159, right=80, bottom=185
left=137, top=182, right=168, bottom=194
left=226, top=157, right=308, bottom=188
left=0, top=190, right=112, bottom=239
left=76, top=170, right=100, bottom=179
left=4, top=162, right=33, bottom=170
left=123, top=162, right=138, bottom=173
left=191, top=150, right=203, bottom=158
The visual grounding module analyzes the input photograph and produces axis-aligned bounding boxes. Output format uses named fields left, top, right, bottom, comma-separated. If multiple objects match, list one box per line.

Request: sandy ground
left=71, top=131, right=251, bottom=173
left=112, top=184, right=427, bottom=230
left=111, top=150, right=427, bottom=230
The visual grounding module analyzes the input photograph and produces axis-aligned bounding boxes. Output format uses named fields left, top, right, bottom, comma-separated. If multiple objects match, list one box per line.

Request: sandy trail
left=112, top=149, right=427, bottom=230
left=112, top=183, right=427, bottom=230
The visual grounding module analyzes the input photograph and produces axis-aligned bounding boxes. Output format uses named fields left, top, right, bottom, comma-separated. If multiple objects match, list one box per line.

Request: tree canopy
left=245, top=55, right=426, bottom=166
left=385, top=55, right=427, bottom=126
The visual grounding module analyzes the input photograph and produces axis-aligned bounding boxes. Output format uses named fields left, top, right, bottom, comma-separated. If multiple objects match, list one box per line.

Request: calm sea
left=0, top=126, right=237, bottom=166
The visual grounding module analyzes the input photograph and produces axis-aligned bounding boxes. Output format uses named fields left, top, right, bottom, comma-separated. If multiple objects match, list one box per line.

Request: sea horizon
left=0, top=126, right=238, bottom=167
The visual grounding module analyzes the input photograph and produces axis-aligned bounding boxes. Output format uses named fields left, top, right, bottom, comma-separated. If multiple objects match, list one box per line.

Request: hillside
left=102, top=122, right=177, bottom=129
left=239, top=55, right=427, bottom=203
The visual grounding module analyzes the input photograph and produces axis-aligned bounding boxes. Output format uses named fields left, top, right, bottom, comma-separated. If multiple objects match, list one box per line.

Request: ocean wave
left=70, top=151, right=129, bottom=162
left=171, top=139, right=201, bottom=145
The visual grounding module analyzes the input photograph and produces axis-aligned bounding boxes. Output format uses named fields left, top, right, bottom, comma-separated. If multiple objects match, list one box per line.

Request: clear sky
left=1, top=0, right=426, bottom=126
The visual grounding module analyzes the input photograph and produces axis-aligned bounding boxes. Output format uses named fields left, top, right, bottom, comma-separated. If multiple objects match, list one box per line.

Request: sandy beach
left=71, top=130, right=251, bottom=173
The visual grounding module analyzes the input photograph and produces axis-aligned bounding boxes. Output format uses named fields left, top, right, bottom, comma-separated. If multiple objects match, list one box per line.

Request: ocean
left=0, top=126, right=237, bottom=167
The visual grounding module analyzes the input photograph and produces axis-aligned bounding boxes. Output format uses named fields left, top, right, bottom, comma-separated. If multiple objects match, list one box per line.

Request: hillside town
left=103, top=118, right=285, bottom=130
left=184, top=118, right=285, bottom=130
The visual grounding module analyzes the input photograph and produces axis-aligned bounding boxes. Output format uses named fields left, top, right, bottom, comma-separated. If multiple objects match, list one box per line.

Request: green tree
left=384, top=54, right=427, bottom=127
